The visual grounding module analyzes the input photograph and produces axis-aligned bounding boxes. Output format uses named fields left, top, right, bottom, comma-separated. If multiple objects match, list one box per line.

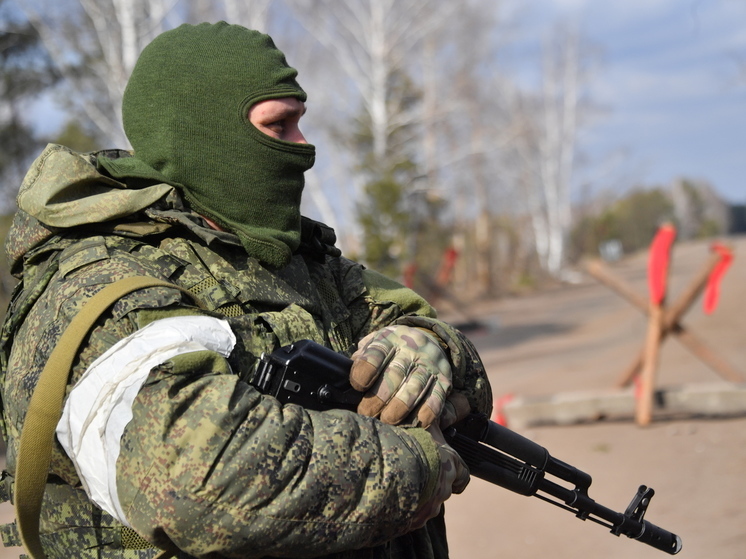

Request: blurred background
left=1, top=1, right=745, bottom=557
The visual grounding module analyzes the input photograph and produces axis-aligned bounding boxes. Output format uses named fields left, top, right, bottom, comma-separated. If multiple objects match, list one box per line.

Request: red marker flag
left=402, top=262, right=417, bottom=289
left=703, top=243, right=733, bottom=315
left=436, top=246, right=459, bottom=285
left=648, top=224, right=677, bottom=304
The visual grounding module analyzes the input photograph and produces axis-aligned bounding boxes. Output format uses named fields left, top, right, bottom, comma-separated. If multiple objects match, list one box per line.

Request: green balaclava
left=100, top=22, right=316, bottom=268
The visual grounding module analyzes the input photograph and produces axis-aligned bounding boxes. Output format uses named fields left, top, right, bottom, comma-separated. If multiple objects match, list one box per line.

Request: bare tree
left=513, top=26, right=592, bottom=278
left=285, top=0, right=455, bottom=164
left=16, top=0, right=184, bottom=146
left=417, top=0, right=522, bottom=295
left=283, top=0, right=519, bottom=267
left=17, top=0, right=172, bottom=145
left=279, top=0, right=440, bottom=256
left=16, top=0, right=280, bottom=147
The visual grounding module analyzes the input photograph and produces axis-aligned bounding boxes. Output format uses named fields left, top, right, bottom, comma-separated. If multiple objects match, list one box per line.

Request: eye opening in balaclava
left=238, top=93, right=310, bottom=153
left=99, top=21, right=316, bottom=269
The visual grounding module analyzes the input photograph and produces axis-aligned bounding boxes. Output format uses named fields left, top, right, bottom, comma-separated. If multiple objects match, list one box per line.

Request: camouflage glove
left=393, top=315, right=493, bottom=428
left=350, top=325, right=453, bottom=427
left=410, top=423, right=470, bottom=529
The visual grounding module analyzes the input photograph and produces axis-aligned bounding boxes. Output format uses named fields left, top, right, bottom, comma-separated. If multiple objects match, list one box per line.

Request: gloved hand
left=394, top=316, right=493, bottom=422
left=410, top=422, right=470, bottom=529
left=350, top=325, right=453, bottom=427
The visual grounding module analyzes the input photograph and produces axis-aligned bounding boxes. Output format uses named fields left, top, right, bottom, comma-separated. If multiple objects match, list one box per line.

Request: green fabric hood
left=17, top=145, right=173, bottom=229
left=99, top=22, right=316, bottom=268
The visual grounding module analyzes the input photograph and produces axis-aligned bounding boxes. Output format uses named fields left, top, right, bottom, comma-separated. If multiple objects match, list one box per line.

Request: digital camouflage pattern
left=0, top=145, right=492, bottom=558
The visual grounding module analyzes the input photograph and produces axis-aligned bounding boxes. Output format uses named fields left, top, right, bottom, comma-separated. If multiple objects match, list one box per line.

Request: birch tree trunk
left=520, top=27, right=587, bottom=278
left=283, top=0, right=458, bottom=259
left=285, top=0, right=453, bottom=170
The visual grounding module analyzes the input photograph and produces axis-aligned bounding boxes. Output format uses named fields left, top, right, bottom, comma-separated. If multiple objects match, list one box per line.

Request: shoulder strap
left=15, top=276, right=199, bottom=559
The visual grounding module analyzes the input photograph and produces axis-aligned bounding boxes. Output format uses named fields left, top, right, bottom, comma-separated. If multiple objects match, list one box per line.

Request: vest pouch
left=32, top=477, right=158, bottom=557
left=157, top=238, right=245, bottom=316
left=258, top=303, right=324, bottom=349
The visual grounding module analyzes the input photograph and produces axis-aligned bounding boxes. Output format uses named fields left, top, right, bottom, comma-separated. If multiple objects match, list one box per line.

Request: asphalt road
left=444, top=235, right=746, bottom=559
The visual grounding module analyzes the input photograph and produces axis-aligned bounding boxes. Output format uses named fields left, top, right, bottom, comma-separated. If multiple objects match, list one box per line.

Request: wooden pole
left=673, top=326, right=745, bottom=383
left=636, top=303, right=663, bottom=426
left=588, top=250, right=745, bottom=387
left=636, top=224, right=676, bottom=426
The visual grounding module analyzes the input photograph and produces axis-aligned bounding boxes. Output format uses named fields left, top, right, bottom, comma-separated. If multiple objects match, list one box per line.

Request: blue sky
left=511, top=0, right=746, bottom=203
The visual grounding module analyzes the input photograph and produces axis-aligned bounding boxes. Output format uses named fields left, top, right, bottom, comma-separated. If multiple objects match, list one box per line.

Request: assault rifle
left=252, top=340, right=682, bottom=555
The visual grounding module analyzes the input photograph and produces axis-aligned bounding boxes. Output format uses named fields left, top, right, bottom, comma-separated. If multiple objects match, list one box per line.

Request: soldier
left=0, top=22, right=491, bottom=558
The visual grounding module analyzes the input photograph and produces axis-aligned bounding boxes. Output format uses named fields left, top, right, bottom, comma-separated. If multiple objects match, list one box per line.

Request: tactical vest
left=0, top=217, right=367, bottom=558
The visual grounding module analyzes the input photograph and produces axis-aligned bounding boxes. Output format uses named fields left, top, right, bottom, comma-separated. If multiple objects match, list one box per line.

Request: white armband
left=56, top=315, right=236, bottom=525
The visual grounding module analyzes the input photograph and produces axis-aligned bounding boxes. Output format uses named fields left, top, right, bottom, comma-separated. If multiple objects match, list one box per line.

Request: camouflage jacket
left=0, top=145, right=491, bottom=559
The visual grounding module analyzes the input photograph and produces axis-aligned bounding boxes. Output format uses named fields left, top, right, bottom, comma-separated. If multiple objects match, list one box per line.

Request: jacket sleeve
left=116, top=348, right=441, bottom=558
left=360, top=268, right=438, bottom=320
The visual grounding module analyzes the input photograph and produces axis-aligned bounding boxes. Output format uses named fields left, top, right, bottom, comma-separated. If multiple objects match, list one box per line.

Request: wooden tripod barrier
left=585, top=239, right=742, bottom=426
left=586, top=252, right=744, bottom=387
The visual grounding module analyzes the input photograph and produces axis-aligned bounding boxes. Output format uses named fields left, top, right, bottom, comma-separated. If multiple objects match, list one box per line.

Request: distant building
left=729, top=204, right=746, bottom=234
